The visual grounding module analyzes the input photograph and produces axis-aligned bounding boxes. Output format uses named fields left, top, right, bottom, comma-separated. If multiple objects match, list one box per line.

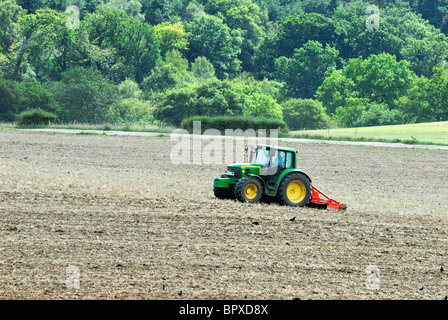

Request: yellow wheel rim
left=287, top=181, right=306, bottom=203
left=245, top=184, right=258, bottom=200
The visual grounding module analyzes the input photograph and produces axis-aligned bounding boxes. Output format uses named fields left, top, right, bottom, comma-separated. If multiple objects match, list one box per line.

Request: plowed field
left=1, top=129, right=447, bottom=300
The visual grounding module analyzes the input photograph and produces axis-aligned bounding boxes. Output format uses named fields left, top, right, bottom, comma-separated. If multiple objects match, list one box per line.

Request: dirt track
left=1, top=129, right=447, bottom=300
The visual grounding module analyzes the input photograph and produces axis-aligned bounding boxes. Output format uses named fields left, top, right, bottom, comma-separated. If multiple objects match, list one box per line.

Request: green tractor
left=213, top=144, right=346, bottom=211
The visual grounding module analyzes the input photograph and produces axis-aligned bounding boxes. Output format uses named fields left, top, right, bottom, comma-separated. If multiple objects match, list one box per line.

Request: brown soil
left=0, top=129, right=447, bottom=300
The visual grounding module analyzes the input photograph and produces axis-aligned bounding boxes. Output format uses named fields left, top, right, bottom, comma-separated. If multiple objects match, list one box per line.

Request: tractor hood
left=226, top=164, right=262, bottom=178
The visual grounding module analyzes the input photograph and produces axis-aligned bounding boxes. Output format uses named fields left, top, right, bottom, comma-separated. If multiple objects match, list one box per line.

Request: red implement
left=309, top=185, right=347, bottom=211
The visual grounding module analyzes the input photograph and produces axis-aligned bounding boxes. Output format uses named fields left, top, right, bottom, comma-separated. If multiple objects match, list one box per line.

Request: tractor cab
left=249, top=144, right=296, bottom=172
left=248, top=145, right=299, bottom=190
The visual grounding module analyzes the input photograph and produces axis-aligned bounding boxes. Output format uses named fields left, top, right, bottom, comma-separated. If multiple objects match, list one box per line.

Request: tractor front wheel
left=235, top=177, right=263, bottom=203
left=277, top=173, right=311, bottom=207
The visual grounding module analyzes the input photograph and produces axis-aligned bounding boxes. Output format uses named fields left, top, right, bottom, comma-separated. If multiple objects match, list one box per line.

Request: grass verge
left=289, top=121, right=448, bottom=146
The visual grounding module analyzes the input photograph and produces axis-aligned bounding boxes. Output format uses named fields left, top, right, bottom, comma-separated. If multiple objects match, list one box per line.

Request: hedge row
left=17, top=108, right=57, bottom=126
left=181, top=116, right=289, bottom=134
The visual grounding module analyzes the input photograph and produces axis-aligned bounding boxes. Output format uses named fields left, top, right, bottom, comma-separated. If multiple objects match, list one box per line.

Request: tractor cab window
left=276, top=151, right=293, bottom=169
left=252, top=147, right=294, bottom=171
left=285, top=151, right=294, bottom=169
left=254, top=147, right=271, bottom=167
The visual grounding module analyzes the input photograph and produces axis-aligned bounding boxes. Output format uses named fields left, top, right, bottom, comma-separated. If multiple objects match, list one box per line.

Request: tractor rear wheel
left=214, top=187, right=235, bottom=200
left=277, top=173, right=311, bottom=207
left=235, top=177, right=263, bottom=203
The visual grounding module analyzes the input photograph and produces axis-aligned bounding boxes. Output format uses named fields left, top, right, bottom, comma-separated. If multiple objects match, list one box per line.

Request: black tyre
left=277, top=173, right=311, bottom=207
left=235, top=177, right=263, bottom=203
left=214, top=187, right=235, bottom=200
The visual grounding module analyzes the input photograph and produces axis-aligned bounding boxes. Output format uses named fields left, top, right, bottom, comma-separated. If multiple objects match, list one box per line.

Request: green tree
left=182, top=1, right=205, bottom=22
left=302, top=0, right=341, bottom=16
left=398, top=67, right=448, bottom=123
left=0, top=73, right=24, bottom=121
left=254, top=12, right=337, bottom=78
left=342, top=53, right=416, bottom=106
left=107, top=97, right=155, bottom=125
left=252, top=0, right=303, bottom=22
left=14, top=8, right=90, bottom=81
left=118, top=78, right=142, bottom=99
left=155, top=78, right=244, bottom=126
left=275, top=40, right=339, bottom=99
left=200, top=0, right=266, bottom=72
left=186, top=14, right=242, bottom=79
left=85, top=5, right=161, bottom=83
left=19, top=79, right=59, bottom=114
left=355, top=102, right=404, bottom=127
left=16, top=0, right=103, bottom=15
left=191, top=56, right=216, bottom=82
left=315, top=70, right=357, bottom=115
left=140, top=0, right=186, bottom=25
left=155, top=21, right=189, bottom=57
left=104, top=0, right=145, bottom=21
left=281, top=98, right=330, bottom=131
left=400, top=32, right=448, bottom=77
left=0, top=0, right=24, bottom=54
left=153, top=86, right=195, bottom=126
left=243, top=92, right=283, bottom=120
left=48, top=67, right=118, bottom=124
left=333, top=97, right=369, bottom=128
left=141, top=50, right=191, bottom=94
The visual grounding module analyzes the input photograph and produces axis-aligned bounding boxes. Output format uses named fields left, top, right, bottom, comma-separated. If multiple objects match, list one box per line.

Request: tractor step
left=308, top=185, right=347, bottom=211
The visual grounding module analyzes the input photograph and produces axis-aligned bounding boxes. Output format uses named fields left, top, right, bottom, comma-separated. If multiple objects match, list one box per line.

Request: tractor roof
left=256, top=144, right=298, bottom=153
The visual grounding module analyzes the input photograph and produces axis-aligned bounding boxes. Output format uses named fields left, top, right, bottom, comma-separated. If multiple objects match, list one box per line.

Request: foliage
left=104, top=0, right=145, bottom=21
left=84, top=5, right=161, bottom=83
left=334, top=97, right=370, bottom=128
left=107, top=97, right=155, bottom=125
left=0, top=73, right=24, bottom=121
left=17, top=108, right=57, bottom=126
left=315, top=70, right=357, bottom=115
left=181, top=115, right=288, bottom=133
left=186, top=14, right=243, bottom=79
left=397, top=67, right=448, bottom=123
left=0, top=0, right=25, bottom=54
left=3, top=0, right=448, bottom=129
left=141, top=50, right=191, bottom=94
left=47, top=67, right=118, bottom=124
left=155, top=21, right=189, bottom=57
left=140, top=0, right=186, bottom=25
left=282, top=98, right=330, bottom=131
left=191, top=56, right=216, bottom=82
left=154, top=78, right=245, bottom=126
left=243, top=92, right=283, bottom=120
left=0, top=73, right=58, bottom=122
left=275, top=40, right=339, bottom=99
left=334, top=98, right=404, bottom=127
left=19, top=79, right=60, bottom=113
left=253, top=12, right=337, bottom=78
left=118, top=78, right=142, bottom=99
left=199, top=0, right=266, bottom=71
left=317, top=53, right=417, bottom=124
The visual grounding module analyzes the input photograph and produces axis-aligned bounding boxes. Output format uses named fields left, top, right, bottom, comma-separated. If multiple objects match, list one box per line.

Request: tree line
left=1, top=0, right=448, bottom=130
